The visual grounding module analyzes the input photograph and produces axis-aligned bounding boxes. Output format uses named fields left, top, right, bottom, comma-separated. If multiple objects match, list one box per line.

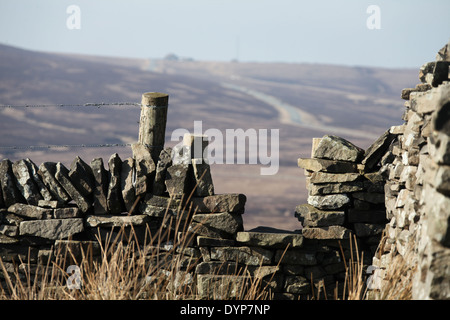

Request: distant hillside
left=0, top=44, right=418, bottom=230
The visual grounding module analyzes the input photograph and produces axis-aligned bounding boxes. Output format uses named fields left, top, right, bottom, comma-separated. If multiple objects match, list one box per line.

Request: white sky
left=0, top=0, right=449, bottom=68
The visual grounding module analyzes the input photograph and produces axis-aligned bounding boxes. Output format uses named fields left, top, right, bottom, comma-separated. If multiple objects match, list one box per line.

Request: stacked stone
left=372, top=44, right=450, bottom=299
left=296, top=134, right=392, bottom=255
left=0, top=134, right=248, bottom=284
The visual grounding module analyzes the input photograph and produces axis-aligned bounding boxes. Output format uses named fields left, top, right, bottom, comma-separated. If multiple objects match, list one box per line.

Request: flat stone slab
left=307, top=194, right=351, bottom=210
left=85, top=214, right=149, bottom=228
left=8, top=203, right=52, bottom=220
left=309, top=172, right=361, bottom=184
left=301, top=226, right=351, bottom=240
left=189, top=194, right=246, bottom=213
left=312, top=135, right=364, bottom=162
left=308, top=181, right=364, bottom=196
left=236, top=230, right=303, bottom=248
left=189, top=212, right=243, bottom=239
left=210, top=246, right=273, bottom=266
left=19, top=218, right=84, bottom=240
left=53, top=207, right=81, bottom=219
left=298, top=158, right=358, bottom=173
left=295, top=204, right=345, bottom=227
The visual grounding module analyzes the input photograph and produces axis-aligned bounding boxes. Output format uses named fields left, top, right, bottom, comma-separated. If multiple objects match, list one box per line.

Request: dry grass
left=0, top=205, right=416, bottom=301
left=0, top=200, right=274, bottom=300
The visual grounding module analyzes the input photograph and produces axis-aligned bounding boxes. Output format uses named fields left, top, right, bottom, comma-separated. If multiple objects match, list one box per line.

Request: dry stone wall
left=372, top=45, right=450, bottom=300
left=1, top=44, right=449, bottom=300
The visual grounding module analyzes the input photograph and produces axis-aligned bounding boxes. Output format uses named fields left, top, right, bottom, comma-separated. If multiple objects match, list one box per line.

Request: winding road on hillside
left=220, top=82, right=379, bottom=139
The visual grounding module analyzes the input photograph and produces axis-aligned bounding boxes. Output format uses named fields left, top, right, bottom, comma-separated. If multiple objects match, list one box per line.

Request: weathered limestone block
left=90, top=158, right=109, bottom=214
left=308, top=181, right=364, bottom=196
left=152, top=147, right=172, bottom=195
left=429, top=131, right=450, bottom=165
left=295, top=204, right=345, bottom=227
left=189, top=194, right=246, bottom=213
left=309, top=172, right=361, bottom=184
left=301, top=226, right=351, bottom=240
left=25, top=159, right=52, bottom=201
left=312, top=135, right=364, bottom=162
left=8, top=203, right=52, bottom=220
left=19, top=218, right=84, bottom=240
left=69, top=156, right=94, bottom=198
left=189, top=212, right=243, bottom=239
left=121, top=157, right=136, bottom=213
left=1, top=159, right=25, bottom=206
left=12, top=159, right=42, bottom=206
left=413, top=241, right=450, bottom=300
left=165, top=163, right=191, bottom=199
left=411, top=82, right=450, bottom=115
left=85, top=214, right=149, bottom=228
left=433, top=165, right=450, bottom=196
left=141, top=194, right=182, bottom=210
left=38, top=162, right=70, bottom=204
left=107, top=153, right=125, bottom=214
left=423, top=186, right=450, bottom=247
left=210, top=246, right=273, bottom=266
left=55, top=162, right=91, bottom=213
left=307, top=194, right=350, bottom=210
left=236, top=230, right=303, bottom=248
left=192, top=158, right=214, bottom=196
left=53, top=207, right=81, bottom=219
left=362, top=129, right=396, bottom=170
left=132, top=143, right=156, bottom=196
left=298, top=158, right=358, bottom=173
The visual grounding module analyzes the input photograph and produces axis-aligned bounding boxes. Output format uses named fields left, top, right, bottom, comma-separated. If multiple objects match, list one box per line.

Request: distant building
left=164, top=53, right=179, bottom=61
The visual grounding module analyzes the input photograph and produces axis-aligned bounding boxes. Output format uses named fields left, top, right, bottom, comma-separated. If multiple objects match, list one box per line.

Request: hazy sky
left=0, top=0, right=449, bottom=68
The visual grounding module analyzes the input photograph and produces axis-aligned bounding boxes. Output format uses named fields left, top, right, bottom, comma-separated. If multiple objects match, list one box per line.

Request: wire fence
left=0, top=101, right=141, bottom=151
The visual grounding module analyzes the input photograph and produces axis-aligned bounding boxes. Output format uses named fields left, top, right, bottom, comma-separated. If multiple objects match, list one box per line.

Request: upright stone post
left=137, top=92, right=169, bottom=163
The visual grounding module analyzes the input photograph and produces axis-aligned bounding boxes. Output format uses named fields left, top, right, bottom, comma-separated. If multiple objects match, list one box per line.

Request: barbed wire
left=0, top=102, right=141, bottom=108
left=0, top=102, right=169, bottom=109
left=0, top=101, right=169, bottom=151
left=0, top=143, right=134, bottom=150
